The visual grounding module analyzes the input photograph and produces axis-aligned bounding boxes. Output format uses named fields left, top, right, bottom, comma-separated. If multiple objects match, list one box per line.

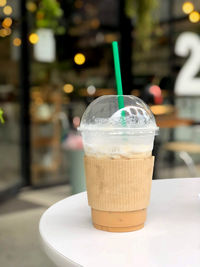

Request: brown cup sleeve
left=84, top=156, right=154, bottom=212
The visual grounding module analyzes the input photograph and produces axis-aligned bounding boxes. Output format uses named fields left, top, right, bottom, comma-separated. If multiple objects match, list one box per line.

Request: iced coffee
left=79, top=95, right=158, bottom=232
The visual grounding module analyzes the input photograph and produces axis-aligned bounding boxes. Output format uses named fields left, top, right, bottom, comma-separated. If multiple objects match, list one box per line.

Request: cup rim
left=77, top=126, right=159, bottom=136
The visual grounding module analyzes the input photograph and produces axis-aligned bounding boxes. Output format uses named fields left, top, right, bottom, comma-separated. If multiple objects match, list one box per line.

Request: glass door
left=0, top=0, right=23, bottom=199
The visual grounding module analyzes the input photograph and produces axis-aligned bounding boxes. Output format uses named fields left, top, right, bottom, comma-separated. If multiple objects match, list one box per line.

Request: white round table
left=39, top=178, right=200, bottom=267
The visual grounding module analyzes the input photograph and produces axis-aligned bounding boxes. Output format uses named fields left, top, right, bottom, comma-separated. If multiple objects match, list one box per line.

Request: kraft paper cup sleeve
left=84, top=156, right=154, bottom=212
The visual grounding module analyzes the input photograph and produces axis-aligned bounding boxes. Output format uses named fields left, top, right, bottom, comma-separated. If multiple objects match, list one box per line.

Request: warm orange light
left=74, top=53, right=86, bottom=65
left=0, top=29, right=6, bottom=37
left=90, top=18, right=100, bottom=29
left=4, top=27, right=11, bottom=36
left=35, top=97, right=43, bottom=105
left=3, top=5, right=12, bottom=15
left=2, top=17, right=12, bottom=28
left=189, top=11, right=200, bottom=23
left=63, top=84, right=74, bottom=93
left=104, top=33, right=117, bottom=43
left=26, top=2, right=37, bottom=12
left=0, top=0, right=6, bottom=7
left=182, top=2, right=194, bottom=14
left=13, top=37, right=21, bottom=46
left=0, top=27, right=10, bottom=37
left=29, top=33, right=39, bottom=44
left=150, top=105, right=174, bottom=116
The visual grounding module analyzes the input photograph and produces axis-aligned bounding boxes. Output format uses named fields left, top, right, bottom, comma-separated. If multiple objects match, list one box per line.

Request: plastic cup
left=78, top=95, right=158, bottom=232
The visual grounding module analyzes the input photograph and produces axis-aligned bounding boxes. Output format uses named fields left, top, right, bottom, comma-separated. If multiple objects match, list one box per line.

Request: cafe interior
left=1, top=0, right=200, bottom=266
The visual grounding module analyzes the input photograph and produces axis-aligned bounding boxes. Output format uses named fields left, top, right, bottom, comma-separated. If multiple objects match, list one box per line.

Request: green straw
left=112, top=41, right=126, bottom=127
left=112, top=41, right=124, bottom=110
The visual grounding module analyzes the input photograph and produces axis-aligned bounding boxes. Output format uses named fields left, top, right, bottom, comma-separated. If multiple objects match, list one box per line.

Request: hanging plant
left=0, top=108, right=4, bottom=123
left=29, top=0, right=65, bottom=35
left=125, top=0, right=158, bottom=50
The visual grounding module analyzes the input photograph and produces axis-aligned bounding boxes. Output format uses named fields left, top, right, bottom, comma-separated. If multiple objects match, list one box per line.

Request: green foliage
left=125, top=0, right=158, bottom=50
left=36, top=0, right=65, bottom=34
left=0, top=108, right=4, bottom=124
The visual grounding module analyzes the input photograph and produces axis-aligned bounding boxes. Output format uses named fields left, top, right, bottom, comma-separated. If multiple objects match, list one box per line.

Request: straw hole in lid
left=130, top=108, right=137, bottom=115
left=138, top=109, right=143, bottom=115
left=124, top=110, right=129, bottom=116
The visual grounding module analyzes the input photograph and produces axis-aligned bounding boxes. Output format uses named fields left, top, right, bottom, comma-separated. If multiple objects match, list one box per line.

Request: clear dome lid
left=78, top=95, right=158, bottom=135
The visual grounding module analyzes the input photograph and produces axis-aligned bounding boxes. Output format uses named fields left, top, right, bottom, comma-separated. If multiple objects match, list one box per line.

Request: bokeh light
left=0, top=0, right=6, bottom=7
left=90, top=18, right=100, bottom=29
left=29, top=33, right=39, bottom=44
left=2, top=17, right=12, bottom=28
left=4, top=27, right=11, bottom=36
left=87, top=85, right=96, bottom=95
left=74, top=53, right=86, bottom=65
left=63, top=84, right=74, bottom=93
left=182, top=2, right=194, bottom=14
left=35, top=97, right=43, bottom=105
left=0, top=27, right=10, bottom=37
left=13, top=37, right=21, bottom=47
left=104, top=33, right=117, bottom=43
left=189, top=11, right=200, bottom=23
left=3, top=5, right=12, bottom=15
left=0, top=28, right=6, bottom=37
left=26, top=2, right=37, bottom=12
left=151, top=105, right=174, bottom=116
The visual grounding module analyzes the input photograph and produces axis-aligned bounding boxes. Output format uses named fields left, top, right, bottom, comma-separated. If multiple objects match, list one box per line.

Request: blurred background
left=1, top=0, right=200, bottom=266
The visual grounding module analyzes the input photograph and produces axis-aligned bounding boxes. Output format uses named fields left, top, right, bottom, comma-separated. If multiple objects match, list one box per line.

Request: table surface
left=40, top=178, right=200, bottom=267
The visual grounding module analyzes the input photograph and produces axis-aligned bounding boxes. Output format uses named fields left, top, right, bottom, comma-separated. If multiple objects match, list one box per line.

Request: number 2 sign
left=175, top=32, right=200, bottom=96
